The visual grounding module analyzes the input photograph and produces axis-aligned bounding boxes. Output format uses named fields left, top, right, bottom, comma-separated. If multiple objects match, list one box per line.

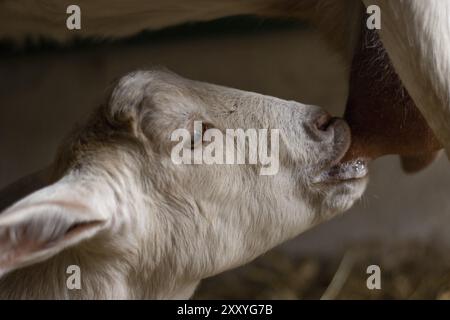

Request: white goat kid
left=0, top=70, right=367, bottom=299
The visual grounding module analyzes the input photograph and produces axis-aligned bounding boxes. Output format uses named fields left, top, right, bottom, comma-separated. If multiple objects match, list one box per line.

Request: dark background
left=1, top=17, right=450, bottom=299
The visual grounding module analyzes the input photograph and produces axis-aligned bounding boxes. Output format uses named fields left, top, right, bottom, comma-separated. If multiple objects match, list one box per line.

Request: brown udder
left=342, top=18, right=442, bottom=172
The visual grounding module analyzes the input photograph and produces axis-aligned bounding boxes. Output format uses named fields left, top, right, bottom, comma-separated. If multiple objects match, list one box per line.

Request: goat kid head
left=0, top=70, right=367, bottom=298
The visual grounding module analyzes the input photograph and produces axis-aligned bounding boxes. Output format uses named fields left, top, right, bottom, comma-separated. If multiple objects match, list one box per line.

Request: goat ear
left=0, top=177, right=109, bottom=277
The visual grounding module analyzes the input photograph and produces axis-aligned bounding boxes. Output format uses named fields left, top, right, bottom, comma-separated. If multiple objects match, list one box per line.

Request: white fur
left=0, top=70, right=367, bottom=299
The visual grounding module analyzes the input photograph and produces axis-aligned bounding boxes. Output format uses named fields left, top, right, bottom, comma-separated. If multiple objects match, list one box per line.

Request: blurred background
left=1, top=16, right=450, bottom=299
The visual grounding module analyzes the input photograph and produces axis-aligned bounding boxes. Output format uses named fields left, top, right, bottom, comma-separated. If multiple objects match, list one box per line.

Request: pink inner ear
left=0, top=225, right=46, bottom=271
left=49, top=220, right=105, bottom=245
left=0, top=175, right=109, bottom=275
left=0, top=218, right=104, bottom=273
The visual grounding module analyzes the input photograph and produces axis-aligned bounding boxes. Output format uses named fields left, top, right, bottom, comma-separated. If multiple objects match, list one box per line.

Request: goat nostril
left=314, top=113, right=333, bottom=131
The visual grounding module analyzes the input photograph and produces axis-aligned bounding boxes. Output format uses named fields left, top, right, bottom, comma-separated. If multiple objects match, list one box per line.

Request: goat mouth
left=314, top=119, right=369, bottom=183
left=320, top=159, right=369, bottom=183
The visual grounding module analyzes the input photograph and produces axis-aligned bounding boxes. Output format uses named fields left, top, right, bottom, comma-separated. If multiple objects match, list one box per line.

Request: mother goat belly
left=342, top=20, right=442, bottom=172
